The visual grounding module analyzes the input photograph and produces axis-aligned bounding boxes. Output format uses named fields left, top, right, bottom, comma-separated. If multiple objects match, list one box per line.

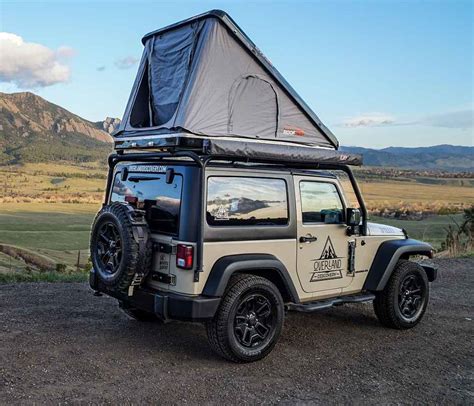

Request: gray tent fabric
left=228, top=75, right=279, bottom=138
left=117, top=11, right=339, bottom=151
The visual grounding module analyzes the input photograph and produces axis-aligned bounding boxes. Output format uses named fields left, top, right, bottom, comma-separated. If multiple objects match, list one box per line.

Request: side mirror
left=346, top=208, right=361, bottom=227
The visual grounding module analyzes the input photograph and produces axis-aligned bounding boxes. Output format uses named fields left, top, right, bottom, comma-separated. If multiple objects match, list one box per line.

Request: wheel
left=206, top=274, right=284, bottom=363
left=373, top=260, right=429, bottom=329
left=90, top=203, right=152, bottom=292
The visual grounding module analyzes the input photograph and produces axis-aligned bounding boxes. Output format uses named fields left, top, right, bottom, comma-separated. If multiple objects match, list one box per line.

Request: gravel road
left=1, top=258, right=472, bottom=404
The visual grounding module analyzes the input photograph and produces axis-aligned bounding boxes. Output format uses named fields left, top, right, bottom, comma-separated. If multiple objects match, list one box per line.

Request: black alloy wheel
left=96, top=222, right=122, bottom=275
left=234, top=293, right=274, bottom=348
left=398, top=273, right=425, bottom=321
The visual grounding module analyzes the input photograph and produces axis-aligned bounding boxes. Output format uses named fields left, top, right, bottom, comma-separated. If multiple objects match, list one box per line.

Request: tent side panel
left=175, top=19, right=335, bottom=149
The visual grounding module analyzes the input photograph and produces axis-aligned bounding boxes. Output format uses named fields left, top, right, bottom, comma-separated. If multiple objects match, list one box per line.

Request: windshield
left=110, top=171, right=183, bottom=235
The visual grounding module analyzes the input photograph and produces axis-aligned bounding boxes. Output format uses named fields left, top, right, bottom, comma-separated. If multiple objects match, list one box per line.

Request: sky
left=0, top=0, right=472, bottom=148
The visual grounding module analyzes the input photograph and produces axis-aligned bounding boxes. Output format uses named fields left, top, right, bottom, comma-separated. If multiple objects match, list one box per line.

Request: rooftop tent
left=116, top=10, right=340, bottom=151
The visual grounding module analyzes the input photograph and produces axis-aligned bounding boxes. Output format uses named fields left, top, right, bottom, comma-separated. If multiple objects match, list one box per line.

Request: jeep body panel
left=363, top=238, right=434, bottom=291
left=202, top=254, right=300, bottom=303
left=94, top=153, right=436, bottom=324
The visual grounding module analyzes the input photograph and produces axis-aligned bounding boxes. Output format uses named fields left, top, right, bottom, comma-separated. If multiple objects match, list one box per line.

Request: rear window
left=110, top=171, right=182, bottom=235
left=207, top=177, right=288, bottom=226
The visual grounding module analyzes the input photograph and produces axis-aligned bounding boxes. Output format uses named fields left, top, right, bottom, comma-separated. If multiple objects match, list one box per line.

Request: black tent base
left=114, top=134, right=362, bottom=167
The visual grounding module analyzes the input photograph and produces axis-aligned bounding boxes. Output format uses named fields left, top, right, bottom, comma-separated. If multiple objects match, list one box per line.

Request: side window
left=300, top=181, right=344, bottom=224
left=207, top=177, right=288, bottom=226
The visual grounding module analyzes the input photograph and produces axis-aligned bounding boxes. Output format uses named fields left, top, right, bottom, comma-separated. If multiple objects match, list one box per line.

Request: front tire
left=206, top=274, right=284, bottom=363
left=373, top=260, right=429, bottom=329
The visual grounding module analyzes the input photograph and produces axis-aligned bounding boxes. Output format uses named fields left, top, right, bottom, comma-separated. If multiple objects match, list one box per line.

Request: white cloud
left=56, top=46, right=75, bottom=58
left=0, top=32, right=73, bottom=88
left=114, top=56, right=139, bottom=69
left=341, top=109, right=473, bottom=130
left=342, top=113, right=395, bottom=128
left=421, top=110, right=473, bottom=129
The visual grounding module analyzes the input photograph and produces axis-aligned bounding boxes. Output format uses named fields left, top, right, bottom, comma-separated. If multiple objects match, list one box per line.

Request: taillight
left=176, top=244, right=194, bottom=270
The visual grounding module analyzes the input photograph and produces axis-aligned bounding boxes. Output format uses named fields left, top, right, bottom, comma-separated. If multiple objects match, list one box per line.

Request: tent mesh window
left=146, top=23, right=198, bottom=126
left=130, top=63, right=151, bottom=128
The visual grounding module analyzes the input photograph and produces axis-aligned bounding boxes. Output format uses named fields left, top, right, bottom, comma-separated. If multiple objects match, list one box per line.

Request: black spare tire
left=90, top=203, right=152, bottom=292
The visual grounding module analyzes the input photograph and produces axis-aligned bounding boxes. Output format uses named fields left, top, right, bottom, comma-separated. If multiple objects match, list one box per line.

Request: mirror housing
left=346, top=208, right=361, bottom=227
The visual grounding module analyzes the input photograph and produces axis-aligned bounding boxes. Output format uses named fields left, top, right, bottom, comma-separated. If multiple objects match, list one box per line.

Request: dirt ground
left=0, top=258, right=472, bottom=404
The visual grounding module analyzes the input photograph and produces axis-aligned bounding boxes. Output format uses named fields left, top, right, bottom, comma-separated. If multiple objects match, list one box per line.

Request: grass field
left=370, top=214, right=465, bottom=249
left=0, top=162, right=472, bottom=276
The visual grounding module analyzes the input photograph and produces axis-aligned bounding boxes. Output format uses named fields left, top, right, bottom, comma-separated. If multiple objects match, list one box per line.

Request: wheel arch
left=202, top=254, right=300, bottom=303
left=363, top=239, right=435, bottom=292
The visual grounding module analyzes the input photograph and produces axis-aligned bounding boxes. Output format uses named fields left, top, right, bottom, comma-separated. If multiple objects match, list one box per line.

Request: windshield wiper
left=128, top=176, right=161, bottom=182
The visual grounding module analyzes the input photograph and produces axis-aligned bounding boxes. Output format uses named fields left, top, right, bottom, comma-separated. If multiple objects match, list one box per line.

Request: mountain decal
left=319, top=236, right=338, bottom=260
left=310, top=236, right=343, bottom=282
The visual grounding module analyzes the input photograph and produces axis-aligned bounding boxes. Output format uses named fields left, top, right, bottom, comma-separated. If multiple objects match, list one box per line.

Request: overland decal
left=310, top=236, right=344, bottom=282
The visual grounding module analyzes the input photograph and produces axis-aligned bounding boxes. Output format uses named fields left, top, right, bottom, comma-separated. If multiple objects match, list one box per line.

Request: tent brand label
left=310, top=236, right=344, bottom=282
left=128, top=165, right=167, bottom=173
left=283, top=127, right=305, bottom=136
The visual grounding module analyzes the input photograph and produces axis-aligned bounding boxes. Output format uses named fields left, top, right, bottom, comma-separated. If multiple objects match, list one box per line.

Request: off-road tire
left=90, top=203, right=152, bottom=292
left=206, top=274, right=284, bottom=363
left=373, top=259, right=429, bottom=329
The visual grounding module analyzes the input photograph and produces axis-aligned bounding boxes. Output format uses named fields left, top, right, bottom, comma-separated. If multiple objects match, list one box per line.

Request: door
left=294, top=177, right=353, bottom=296
left=228, top=75, right=278, bottom=138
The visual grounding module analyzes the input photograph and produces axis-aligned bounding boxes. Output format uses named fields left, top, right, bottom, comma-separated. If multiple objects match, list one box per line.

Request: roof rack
left=114, top=134, right=362, bottom=167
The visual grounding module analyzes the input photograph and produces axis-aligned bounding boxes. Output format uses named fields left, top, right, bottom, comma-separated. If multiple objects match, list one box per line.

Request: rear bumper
left=90, top=270, right=220, bottom=322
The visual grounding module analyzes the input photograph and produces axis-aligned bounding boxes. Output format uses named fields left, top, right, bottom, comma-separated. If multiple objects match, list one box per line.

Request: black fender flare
left=363, top=239, right=435, bottom=291
left=202, top=254, right=300, bottom=303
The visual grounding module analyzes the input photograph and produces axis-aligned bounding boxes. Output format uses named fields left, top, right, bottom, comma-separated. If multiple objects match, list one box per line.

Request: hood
left=366, top=222, right=405, bottom=237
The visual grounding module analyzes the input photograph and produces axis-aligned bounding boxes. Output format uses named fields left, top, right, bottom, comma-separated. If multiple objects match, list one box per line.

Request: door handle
left=299, top=235, right=318, bottom=243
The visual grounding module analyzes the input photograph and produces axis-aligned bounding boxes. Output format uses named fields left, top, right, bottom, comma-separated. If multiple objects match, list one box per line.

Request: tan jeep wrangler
left=90, top=154, right=436, bottom=362
left=89, top=10, right=437, bottom=362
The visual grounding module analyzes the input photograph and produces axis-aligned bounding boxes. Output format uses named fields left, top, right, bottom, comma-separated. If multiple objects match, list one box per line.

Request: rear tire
left=206, top=274, right=284, bottom=363
left=373, top=260, right=429, bottom=329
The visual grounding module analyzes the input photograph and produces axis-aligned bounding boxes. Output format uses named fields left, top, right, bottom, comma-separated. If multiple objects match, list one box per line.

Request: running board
left=287, top=293, right=375, bottom=313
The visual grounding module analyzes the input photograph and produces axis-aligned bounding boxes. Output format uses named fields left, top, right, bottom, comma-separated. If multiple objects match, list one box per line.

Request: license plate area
left=152, top=272, right=176, bottom=285
left=151, top=242, right=175, bottom=286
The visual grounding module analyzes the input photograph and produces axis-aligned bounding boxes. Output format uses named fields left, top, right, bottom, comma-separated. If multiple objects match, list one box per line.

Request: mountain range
left=0, top=92, right=115, bottom=164
left=0, top=91, right=472, bottom=171
left=341, top=145, right=473, bottom=172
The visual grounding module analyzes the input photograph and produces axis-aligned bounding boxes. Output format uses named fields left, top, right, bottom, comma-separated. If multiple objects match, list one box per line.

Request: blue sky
left=1, top=0, right=472, bottom=148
